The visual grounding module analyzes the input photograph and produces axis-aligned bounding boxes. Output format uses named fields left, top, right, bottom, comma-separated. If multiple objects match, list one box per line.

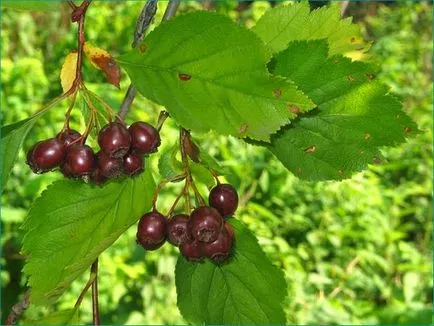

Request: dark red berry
left=188, top=206, right=223, bottom=243
left=98, top=122, right=131, bottom=158
left=57, top=129, right=81, bottom=147
left=26, top=138, right=65, bottom=173
left=136, top=211, right=167, bottom=250
left=167, top=214, right=190, bottom=246
left=90, top=168, right=107, bottom=185
left=96, top=151, right=123, bottom=178
left=62, top=144, right=95, bottom=177
left=224, top=221, right=234, bottom=240
left=209, top=184, right=238, bottom=217
left=180, top=239, right=203, bottom=262
left=202, top=227, right=233, bottom=263
left=128, top=121, right=160, bottom=154
left=123, top=151, right=144, bottom=176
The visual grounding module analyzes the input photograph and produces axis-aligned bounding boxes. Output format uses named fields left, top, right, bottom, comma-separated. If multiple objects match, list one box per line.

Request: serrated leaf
left=22, top=308, right=79, bottom=325
left=1, top=119, right=35, bottom=190
left=198, top=150, right=227, bottom=176
left=267, top=40, right=418, bottom=181
left=252, top=2, right=368, bottom=57
left=117, top=11, right=314, bottom=141
left=189, top=160, right=215, bottom=189
left=175, top=219, right=287, bottom=324
left=158, top=145, right=183, bottom=179
left=60, top=52, right=78, bottom=94
left=21, top=170, right=155, bottom=305
left=1, top=1, right=61, bottom=11
left=84, top=43, right=121, bottom=88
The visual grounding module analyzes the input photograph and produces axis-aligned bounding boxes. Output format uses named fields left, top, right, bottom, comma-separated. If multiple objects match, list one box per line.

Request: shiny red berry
left=128, top=121, right=160, bottom=154
left=202, top=227, right=233, bottom=263
left=180, top=239, right=203, bottom=262
left=96, top=151, right=123, bottom=178
left=123, top=151, right=144, bottom=176
left=26, top=138, right=65, bottom=173
left=209, top=184, right=238, bottom=217
left=57, top=129, right=81, bottom=147
left=167, top=214, right=190, bottom=246
left=98, top=122, right=131, bottom=158
left=62, top=144, right=95, bottom=177
left=188, top=206, right=223, bottom=243
left=90, top=168, right=107, bottom=185
left=136, top=211, right=167, bottom=250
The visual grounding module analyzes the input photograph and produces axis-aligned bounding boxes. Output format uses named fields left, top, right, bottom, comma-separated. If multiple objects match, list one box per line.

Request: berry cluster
left=26, top=121, right=160, bottom=185
left=136, top=183, right=239, bottom=264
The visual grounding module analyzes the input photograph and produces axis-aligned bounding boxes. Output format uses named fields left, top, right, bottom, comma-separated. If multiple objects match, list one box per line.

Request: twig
left=6, top=291, right=30, bottom=325
left=91, top=260, right=100, bottom=325
left=118, top=0, right=180, bottom=119
left=74, top=264, right=97, bottom=308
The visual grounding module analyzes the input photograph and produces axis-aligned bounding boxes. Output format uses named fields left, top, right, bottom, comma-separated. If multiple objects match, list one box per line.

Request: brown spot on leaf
left=304, top=145, right=316, bottom=153
left=178, top=73, right=191, bottom=81
left=366, top=73, right=376, bottom=80
left=239, top=123, right=248, bottom=135
left=404, top=126, right=412, bottom=133
left=297, top=167, right=303, bottom=174
left=351, top=37, right=356, bottom=43
left=338, top=169, right=344, bottom=175
left=348, top=75, right=355, bottom=82
left=139, top=43, right=147, bottom=53
left=364, top=133, right=371, bottom=140
left=333, top=59, right=339, bottom=64
left=396, top=114, right=401, bottom=119
left=273, top=88, right=282, bottom=98
left=288, top=105, right=301, bottom=114
left=373, top=156, right=382, bottom=164
left=360, top=150, right=365, bottom=155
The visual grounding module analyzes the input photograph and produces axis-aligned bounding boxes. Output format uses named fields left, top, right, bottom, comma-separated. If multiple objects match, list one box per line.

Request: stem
left=6, top=291, right=30, bottom=326
left=62, top=91, right=78, bottom=131
left=74, top=267, right=97, bottom=308
left=91, top=260, right=100, bottom=325
left=118, top=0, right=179, bottom=118
left=156, top=110, right=169, bottom=131
left=152, top=175, right=185, bottom=211
left=167, top=182, right=187, bottom=216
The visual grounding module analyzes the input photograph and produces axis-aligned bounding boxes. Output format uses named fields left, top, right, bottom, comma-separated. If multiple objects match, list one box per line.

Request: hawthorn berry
left=26, top=138, right=65, bottom=173
left=123, top=151, right=144, bottom=176
left=202, top=227, right=233, bottom=263
left=128, top=121, right=160, bottom=154
left=90, top=168, right=107, bottom=185
left=136, top=211, right=167, bottom=250
left=209, top=184, right=238, bottom=217
left=61, top=144, right=95, bottom=177
left=167, top=214, right=190, bottom=246
left=96, top=151, right=123, bottom=178
left=57, top=129, right=81, bottom=147
left=98, top=122, right=131, bottom=158
left=180, top=239, right=203, bottom=262
left=188, top=206, right=223, bottom=243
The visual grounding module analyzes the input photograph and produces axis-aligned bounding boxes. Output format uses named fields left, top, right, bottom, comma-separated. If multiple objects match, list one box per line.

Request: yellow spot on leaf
left=60, top=51, right=78, bottom=94
left=239, top=123, right=248, bottom=134
left=273, top=88, right=282, bottom=98
left=364, top=133, right=371, bottom=140
left=304, top=145, right=316, bottom=153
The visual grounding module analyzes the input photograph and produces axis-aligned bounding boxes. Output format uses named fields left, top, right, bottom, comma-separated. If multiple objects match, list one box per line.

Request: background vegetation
left=1, top=1, right=432, bottom=324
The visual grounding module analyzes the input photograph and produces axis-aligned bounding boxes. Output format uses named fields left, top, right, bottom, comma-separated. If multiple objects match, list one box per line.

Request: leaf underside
left=21, top=170, right=155, bottom=305
left=267, top=40, right=417, bottom=181
left=252, top=2, right=368, bottom=56
left=175, top=219, right=287, bottom=324
left=117, top=11, right=314, bottom=141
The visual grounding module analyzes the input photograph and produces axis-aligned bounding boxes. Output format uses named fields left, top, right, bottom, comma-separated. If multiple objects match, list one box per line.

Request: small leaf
left=266, top=40, right=418, bottom=181
left=84, top=43, right=121, bottom=88
left=1, top=1, right=61, bottom=11
left=189, top=160, right=215, bottom=189
left=175, top=219, right=287, bottom=324
left=22, top=170, right=155, bottom=305
left=117, top=11, right=314, bottom=141
left=22, top=308, right=79, bottom=325
left=60, top=52, right=78, bottom=94
left=158, top=145, right=183, bottom=180
left=1, top=118, right=38, bottom=190
left=252, top=2, right=368, bottom=57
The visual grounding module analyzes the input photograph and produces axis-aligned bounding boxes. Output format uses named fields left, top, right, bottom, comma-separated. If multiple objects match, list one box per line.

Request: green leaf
left=22, top=309, right=79, bottom=325
left=252, top=2, right=368, bottom=56
left=267, top=40, right=418, bottom=181
left=21, top=170, right=155, bottom=305
left=1, top=1, right=61, bottom=11
left=190, top=160, right=215, bottom=189
left=1, top=118, right=36, bottom=190
left=158, top=145, right=183, bottom=180
left=175, top=219, right=287, bottom=324
left=117, top=11, right=314, bottom=141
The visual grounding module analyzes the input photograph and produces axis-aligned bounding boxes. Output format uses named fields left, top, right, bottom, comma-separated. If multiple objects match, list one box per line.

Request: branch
left=118, top=0, right=180, bottom=119
left=91, top=260, right=100, bottom=325
left=5, top=291, right=30, bottom=325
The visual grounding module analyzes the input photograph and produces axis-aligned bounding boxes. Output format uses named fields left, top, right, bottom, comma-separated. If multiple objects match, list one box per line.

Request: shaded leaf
left=22, top=308, right=79, bottom=325
left=158, top=145, right=183, bottom=180
left=22, top=170, right=155, bottom=305
left=175, top=219, right=287, bottom=324
left=118, top=11, right=314, bottom=141
left=1, top=1, right=61, bottom=11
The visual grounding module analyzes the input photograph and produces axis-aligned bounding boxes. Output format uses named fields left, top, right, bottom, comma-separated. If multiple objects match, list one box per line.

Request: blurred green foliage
left=1, top=1, right=432, bottom=325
